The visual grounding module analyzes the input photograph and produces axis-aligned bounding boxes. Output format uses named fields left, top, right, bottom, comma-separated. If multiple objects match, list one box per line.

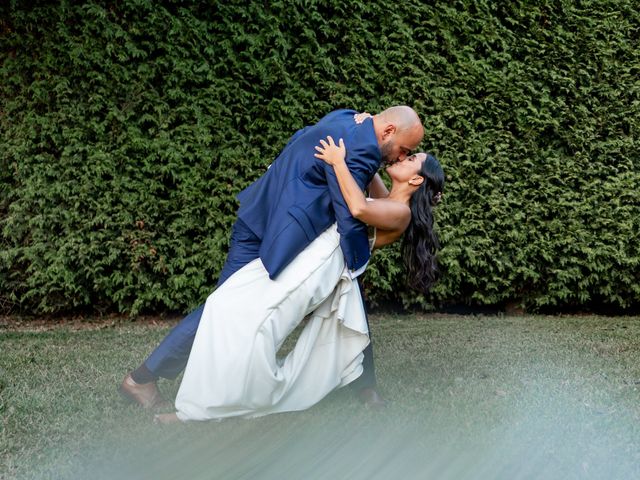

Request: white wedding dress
left=175, top=223, right=370, bottom=421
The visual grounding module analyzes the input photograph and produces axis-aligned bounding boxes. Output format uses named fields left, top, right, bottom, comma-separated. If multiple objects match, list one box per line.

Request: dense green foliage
left=1, top=1, right=639, bottom=315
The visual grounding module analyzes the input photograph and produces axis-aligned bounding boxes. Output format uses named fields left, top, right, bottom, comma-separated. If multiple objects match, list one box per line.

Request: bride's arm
left=315, top=136, right=410, bottom=232
left=373, top=229, right=404, bottom=248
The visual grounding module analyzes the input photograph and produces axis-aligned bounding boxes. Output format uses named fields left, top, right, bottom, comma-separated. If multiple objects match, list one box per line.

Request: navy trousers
left=144, top=219, right=376, bottom=389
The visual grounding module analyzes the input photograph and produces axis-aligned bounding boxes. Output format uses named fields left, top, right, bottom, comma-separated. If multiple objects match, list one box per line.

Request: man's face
left=380, top=127, right=423, bottom=166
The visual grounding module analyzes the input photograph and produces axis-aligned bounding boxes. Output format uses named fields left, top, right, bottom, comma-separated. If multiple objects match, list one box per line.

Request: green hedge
left=1, top=0, right=639, bottom=315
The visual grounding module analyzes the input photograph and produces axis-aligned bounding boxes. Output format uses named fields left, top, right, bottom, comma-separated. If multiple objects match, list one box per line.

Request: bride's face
left=385, top=152, right=426, bottom=183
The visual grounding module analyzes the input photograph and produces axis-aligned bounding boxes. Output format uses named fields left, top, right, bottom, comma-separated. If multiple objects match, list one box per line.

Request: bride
left=155, top=136, right=444, bottom=423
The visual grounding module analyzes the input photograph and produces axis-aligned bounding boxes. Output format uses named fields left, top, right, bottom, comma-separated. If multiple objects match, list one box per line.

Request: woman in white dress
left=154, top=135, right=444, bottom=423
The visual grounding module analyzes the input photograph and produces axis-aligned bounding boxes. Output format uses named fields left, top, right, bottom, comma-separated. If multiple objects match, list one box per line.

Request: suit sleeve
left=281, top=125, right=311, bottom=151
left=322, top=142, right=379, bottom=249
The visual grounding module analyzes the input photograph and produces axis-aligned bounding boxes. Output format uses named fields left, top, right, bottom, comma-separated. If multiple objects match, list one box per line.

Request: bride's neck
left=388, top=182, right=415, bottom=205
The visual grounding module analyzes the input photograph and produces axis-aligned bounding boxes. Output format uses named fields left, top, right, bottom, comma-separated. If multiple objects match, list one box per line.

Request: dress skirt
left=175, top=224, right=370, bottom=421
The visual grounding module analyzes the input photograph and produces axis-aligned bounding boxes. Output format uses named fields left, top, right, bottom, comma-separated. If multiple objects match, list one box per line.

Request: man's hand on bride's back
left=314, top=136, right=346, bottom=166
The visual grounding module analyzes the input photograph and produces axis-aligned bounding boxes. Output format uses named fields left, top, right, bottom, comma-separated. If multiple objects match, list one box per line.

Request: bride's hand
left=353, top=112, right=372, bottom=124
left=314, top=136, right=346, bottom=166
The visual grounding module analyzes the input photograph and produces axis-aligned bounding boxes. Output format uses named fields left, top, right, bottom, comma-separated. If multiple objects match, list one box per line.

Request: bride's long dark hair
left=401, top=153, right=444, bottom=294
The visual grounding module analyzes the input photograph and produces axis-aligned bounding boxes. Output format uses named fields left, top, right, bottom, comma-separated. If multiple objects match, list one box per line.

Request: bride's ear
left=408, top=175, right=424, bottom=187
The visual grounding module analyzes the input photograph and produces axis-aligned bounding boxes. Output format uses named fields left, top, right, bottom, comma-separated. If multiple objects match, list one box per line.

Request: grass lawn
left=2, top=313, right=640, bottom=479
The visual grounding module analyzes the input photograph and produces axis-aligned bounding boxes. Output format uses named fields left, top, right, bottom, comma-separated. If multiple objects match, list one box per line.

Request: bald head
left=376, top=106, right=423, bottom=134
left=372, top=106, right=425, bottom=165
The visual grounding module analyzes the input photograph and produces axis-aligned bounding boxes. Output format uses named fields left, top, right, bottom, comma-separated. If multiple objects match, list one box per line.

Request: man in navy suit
left=120, top=106, right=424, bottom=408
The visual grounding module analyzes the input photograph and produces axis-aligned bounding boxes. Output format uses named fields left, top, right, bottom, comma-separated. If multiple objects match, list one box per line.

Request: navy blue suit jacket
left=236, top=109, right=382, bottom=279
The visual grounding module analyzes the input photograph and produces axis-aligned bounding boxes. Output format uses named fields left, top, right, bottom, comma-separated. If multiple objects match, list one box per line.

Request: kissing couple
left=119, top=106, right=445, bottom=422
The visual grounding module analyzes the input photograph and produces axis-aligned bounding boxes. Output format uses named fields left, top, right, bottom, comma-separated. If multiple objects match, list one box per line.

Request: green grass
left=2, top=314, right=640, bottom=479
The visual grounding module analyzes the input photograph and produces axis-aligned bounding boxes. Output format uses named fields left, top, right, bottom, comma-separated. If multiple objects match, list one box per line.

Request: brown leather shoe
left=118, top=373, right=166, bottom=409
left=358, top=387, right=386, bottom=409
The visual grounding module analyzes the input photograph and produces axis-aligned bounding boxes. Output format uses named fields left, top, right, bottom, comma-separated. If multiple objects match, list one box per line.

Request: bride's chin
left=385, top=165, right=398, bottom=177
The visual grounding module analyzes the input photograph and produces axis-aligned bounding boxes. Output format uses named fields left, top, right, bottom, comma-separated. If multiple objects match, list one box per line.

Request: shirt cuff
left=349, top=261, right=369, bottom=279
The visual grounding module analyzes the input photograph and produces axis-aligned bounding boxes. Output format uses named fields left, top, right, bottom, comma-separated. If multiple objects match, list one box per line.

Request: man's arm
left=321, top=139, right=380, bottom=270
left=282, top=125, right=311, bottom=151
left=316, top=137, right=409, bottom=232
left=367, top=173, right=389, bottom=199
left=352, top=110, right=388, bottom=199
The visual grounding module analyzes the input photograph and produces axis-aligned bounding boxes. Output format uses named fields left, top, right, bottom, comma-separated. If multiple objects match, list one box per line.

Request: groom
left=120, top=106, right=424, bottom=409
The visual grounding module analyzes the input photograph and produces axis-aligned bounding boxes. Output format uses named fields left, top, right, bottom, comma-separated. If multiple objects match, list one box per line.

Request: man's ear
left=408, top=175, right=424, bottom=186
left=382, top=124, right=396, bottom=141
